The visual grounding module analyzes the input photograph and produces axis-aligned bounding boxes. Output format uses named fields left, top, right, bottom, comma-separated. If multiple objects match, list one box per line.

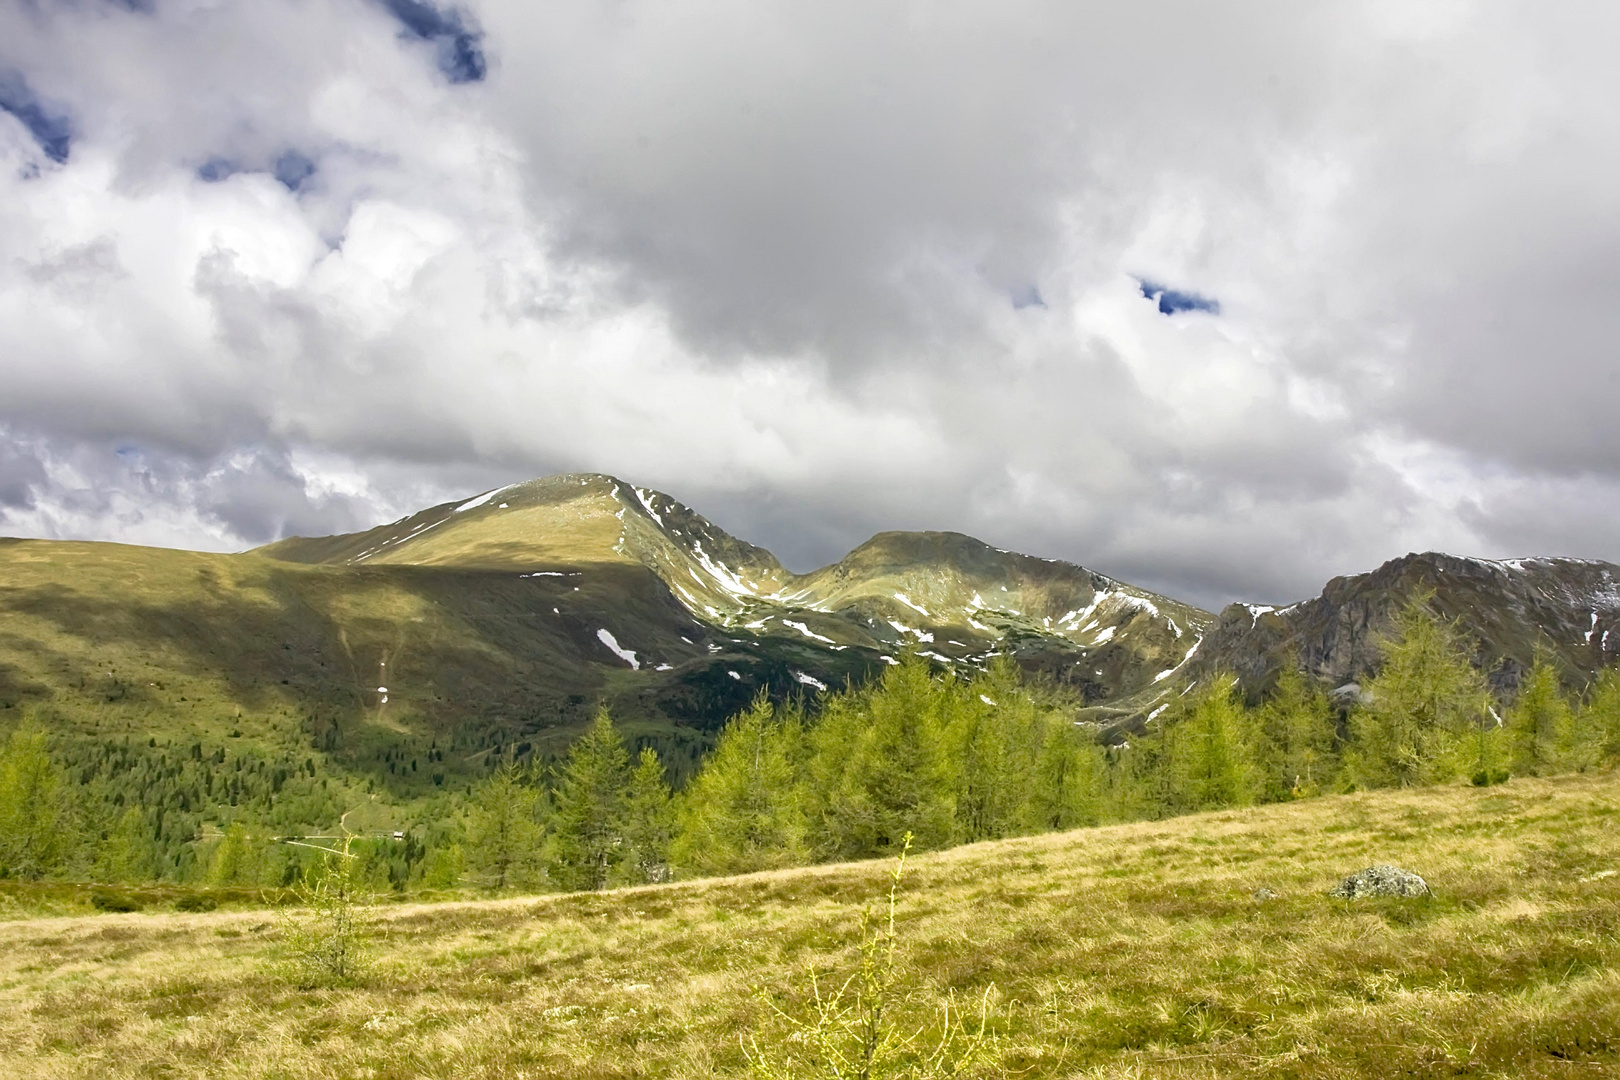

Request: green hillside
left=8, top=472, right=1620, bottom=881
left=2, top=771, right=1617, bottom=1078
left=0, top=473, right=1207, bottom=833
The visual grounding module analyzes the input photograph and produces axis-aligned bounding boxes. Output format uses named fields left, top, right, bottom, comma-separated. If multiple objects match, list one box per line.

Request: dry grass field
left=4, top=772, right=1619, bottom=1079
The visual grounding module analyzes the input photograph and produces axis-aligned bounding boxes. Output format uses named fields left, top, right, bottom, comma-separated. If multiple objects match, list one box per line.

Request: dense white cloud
left=1, top=0, right=1618, bottom=610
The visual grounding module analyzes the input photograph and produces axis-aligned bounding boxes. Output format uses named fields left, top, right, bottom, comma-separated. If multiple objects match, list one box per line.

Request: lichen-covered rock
left=1329, top=865, right=1430, bottom=899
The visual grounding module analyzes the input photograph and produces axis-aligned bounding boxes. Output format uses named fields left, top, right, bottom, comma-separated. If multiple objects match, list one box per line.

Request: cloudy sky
left=2, top=1, right=1618, bottom=610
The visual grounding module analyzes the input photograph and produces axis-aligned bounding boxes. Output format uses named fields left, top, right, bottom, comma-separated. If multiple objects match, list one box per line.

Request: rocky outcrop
left=1329, top=865, right=1430, bottom=899
left=1194, top=552, right=1620, bottom=698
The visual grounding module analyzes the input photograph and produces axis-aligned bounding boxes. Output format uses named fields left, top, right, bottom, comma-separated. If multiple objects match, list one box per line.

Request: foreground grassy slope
left=3, top=771, right=1618, bottom=1078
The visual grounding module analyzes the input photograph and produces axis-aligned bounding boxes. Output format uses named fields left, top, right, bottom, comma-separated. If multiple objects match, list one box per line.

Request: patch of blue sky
left=377, top=0, right=486, bottom=84
left=1138, top=279, right=1220, bottom=316
left=196, top=151, right=316, bottom=191
left=196, top=157, right=238, bottom=183
left=0, top=70, right=72, bottom=164
left=272, top=151, right=317, bottom=192
left=1010, top=283, right=1046, bottom=310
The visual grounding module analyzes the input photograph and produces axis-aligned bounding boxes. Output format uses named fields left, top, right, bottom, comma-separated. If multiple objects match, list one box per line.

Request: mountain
left=1194, top=551, right=1620, bottom=698
left=0, top=474, right=1207, bottom=801
left=5, top=476, right=1619, bottom=796
left=263, top=473, right=1210, bottom=709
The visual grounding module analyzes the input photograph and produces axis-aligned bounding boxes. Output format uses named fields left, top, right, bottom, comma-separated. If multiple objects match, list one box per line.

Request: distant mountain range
left=3, top=473, right=1618, bottom=763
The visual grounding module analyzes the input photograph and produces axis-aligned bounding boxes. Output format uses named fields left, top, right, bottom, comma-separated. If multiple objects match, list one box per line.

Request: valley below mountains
left=3, top=472, right=1619, bottom=781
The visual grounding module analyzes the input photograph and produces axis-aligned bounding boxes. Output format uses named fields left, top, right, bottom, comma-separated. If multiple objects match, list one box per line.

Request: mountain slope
left=1194, top=551, right=1620, bottom=697
left=0, top=475, right=1209, bottom=813
left=262, top=472, right=1211, bottom=706
left=8, top=478, right=1620, bottom=793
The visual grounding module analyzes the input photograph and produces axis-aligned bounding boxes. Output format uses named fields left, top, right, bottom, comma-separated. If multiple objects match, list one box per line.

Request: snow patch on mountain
left=794, top=671, right=828, bottom=691
left=689, top=540, right=757, bottom=599
left=893, top=592, right=929, bottom=616
left=454, top=484, right=517, bottom=513
left=632, top=486, right=666, bottom=527
left=783, top=619, right=836, bottom=644
left=595, top=628, right=639, bottom=670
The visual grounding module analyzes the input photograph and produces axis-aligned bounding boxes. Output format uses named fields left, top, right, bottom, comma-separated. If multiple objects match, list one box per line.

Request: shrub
left=747, top=834, right=997, bottom=1079
left=89, top=888, right=143, bottom=913
left=273, top=841, right=372, bottom=988
left=174, top=893, right=218, bottom=912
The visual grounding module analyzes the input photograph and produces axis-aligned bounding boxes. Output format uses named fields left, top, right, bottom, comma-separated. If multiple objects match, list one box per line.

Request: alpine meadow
left=4, top=476, right=1620, bottom=1076
left=7, top=3, right=1620, bottom=1078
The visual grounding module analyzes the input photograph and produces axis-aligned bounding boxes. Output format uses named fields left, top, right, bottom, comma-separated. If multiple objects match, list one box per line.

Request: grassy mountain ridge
left=258, top=472, right=1211, bottom=706
left=0, top=473, right=1206, bottom=841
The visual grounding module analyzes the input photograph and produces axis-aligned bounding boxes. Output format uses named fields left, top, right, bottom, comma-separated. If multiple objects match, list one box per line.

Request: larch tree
left=1506, top=656, right=1576, bottom=776
left=616, top=747, right=674, bottom=885
left=1348, top=598, right=1488, bottom=788
left=0, top=725, right=76, bottom=881
left=547, top=709, right=632, bottom=892
left=1168, top=674, right=1257, bottom=812
left=465, top=762, right=544, bottom=890
left=1021, top=714, right=1104, bottom=832
left=1579, top=665, right=1620, bottom=766
left=806, top=655, right=956, bottom=859
left=96, top=805, right=157, bottom=883
left=1254, top=666, right=1339, bottom=800
left=207, top=821, right=260, bottom=886
left=672, top=694, right=806, bottom=876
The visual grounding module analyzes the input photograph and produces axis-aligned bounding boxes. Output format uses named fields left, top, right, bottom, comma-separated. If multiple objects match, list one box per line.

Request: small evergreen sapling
left=275, top=838, right=373, bottom=988
left=747, top=834, right=996, bottom=1080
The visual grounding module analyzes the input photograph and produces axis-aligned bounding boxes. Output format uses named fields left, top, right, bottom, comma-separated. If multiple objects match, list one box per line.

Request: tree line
left=4, top=598, right=1619, bottom=891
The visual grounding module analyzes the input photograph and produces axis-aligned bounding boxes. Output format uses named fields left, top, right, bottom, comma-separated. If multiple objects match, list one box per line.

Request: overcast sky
left=2, top=1, right=1618, bottom=611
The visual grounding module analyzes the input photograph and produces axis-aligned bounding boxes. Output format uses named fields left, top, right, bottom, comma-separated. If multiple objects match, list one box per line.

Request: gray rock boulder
left=1329, top=865, right=1430, bottom=899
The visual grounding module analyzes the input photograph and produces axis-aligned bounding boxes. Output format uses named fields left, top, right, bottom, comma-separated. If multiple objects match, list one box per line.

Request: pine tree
left=1348, top=598, right=1487, bottom=788
left=465, top=763, right=543, bottom=890
left=97, top=805, right=157, bottom=883
left=0, top=725, right=76, bottom=881
left=673, top=695, right=806, bottom=875
left=805, top=656, right=955, bottom=859
left=208, top=821, right=260, bottom=886
left=1167, top=674, right=1257, bottom=811
left=1579, top=665, right=1620, bottom=766
left=617, top=748, right=674, bottom=885
left=1021, top=715, right=1104, bottom=831
left=547, top=709, right=632, bottom=892
left=1254, top=666, right=1339, bottom=800
left=1506, top=657, right=1575, bottom=776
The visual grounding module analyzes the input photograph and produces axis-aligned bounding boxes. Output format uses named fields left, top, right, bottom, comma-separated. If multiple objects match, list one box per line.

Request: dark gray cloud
left=1, top=1, right=1618, bottom=611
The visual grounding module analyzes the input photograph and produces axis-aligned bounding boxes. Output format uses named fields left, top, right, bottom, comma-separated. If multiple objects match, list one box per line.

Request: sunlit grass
left=4, top=770, right=1619, bottom=1078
